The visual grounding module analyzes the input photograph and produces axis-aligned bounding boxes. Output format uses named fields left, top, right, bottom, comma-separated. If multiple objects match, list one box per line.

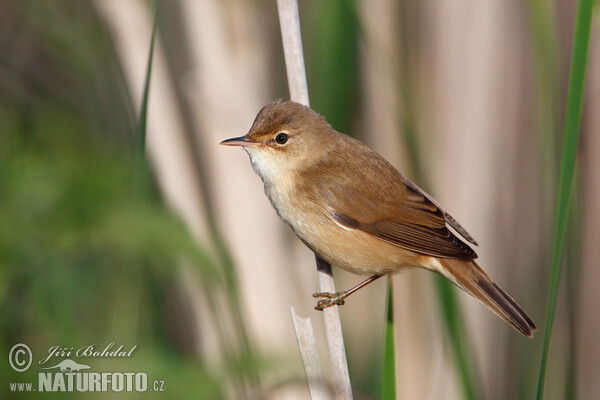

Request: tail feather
left=439, top=259, right=537, bottom=338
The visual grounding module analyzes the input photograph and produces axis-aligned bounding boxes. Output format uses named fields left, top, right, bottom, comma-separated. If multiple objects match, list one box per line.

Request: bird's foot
left=312, top=291, right=348, bottom=310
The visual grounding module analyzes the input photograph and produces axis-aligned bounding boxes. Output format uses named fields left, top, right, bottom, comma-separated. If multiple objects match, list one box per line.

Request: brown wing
left=310, top=139, right=477, bottom=260
left=402, top=177, right=478, bottom=246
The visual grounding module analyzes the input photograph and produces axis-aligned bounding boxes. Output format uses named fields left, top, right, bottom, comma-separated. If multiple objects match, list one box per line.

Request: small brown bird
left=221, top=99, right=536, bottom=338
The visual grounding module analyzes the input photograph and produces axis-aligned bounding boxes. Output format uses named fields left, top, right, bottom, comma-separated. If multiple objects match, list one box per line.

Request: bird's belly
left=264, top=181, right=428, bottom=275
left=286, top=208, right=425, bottom=276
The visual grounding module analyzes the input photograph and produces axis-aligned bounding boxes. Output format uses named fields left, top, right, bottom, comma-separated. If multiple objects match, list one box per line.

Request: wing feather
left=309, top=140, right=478, bottom=260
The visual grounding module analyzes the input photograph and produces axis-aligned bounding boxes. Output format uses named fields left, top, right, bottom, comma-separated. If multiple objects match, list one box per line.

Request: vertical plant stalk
left=535, top=0, right=594, bottom=398
left=380, top=278, right=395, bottom=400
left=435, top=277, right=480, bottom=400
left=277, top=0, right=309, bottom=106
left=276, top=0, right=353, bottom=398
left=290, top=306, right=327, bottom=400
left=135, top=0, right=157, bottom=187
left=122, top=0, right=158, bottom=345
left=315, top=255, right=353, bottom=399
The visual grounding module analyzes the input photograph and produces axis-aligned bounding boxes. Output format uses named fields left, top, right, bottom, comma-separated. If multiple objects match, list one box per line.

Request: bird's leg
left=313, top=274, right=383, bottom=310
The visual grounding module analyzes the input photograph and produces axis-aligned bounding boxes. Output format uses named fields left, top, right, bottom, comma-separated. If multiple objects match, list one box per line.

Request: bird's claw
left=312, top=291, right=348, bottom=310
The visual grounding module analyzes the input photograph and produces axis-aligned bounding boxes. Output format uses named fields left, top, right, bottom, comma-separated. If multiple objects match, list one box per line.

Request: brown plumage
left=221, top=99, right=536, bottom=338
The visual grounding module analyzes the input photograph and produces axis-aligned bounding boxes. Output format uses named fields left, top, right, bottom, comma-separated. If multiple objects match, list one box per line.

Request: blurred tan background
left=1, top=0, right=598, bottom=399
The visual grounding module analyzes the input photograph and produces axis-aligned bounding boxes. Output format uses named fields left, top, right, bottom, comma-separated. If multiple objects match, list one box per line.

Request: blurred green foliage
left=305, top=0, right=360, bottom=135
left=0, top=2, right=245, bottom=398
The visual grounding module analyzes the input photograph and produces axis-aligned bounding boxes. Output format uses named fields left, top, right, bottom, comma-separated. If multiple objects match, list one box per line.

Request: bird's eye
left=275, top=132, right=289, bottom=145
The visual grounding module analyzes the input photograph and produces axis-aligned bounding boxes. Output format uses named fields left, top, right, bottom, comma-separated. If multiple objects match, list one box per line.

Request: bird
left=220, top=99, right=536, bottom=338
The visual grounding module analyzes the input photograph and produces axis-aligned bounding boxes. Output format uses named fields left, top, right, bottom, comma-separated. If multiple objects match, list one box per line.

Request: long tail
left=438, top=259, right=536, bottom=338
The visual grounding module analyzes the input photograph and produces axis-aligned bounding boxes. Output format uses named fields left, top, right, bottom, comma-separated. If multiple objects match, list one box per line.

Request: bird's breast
left=262, top=179, right=419, bottom=275
left=246, top=148, right=425, bottom=275
left=263, top=176, right=311, bottom=232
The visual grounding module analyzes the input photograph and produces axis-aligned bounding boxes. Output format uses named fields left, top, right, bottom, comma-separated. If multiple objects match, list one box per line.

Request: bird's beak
left=220, top=136, right=260, bottom=148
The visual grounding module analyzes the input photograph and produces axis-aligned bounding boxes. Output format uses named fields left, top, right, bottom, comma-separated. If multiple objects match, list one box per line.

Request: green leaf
left=137, top=0, right=157, bottom=166
left=535, top=0, right=594, bottom=398
left=435, top=277, right=481, bottom=400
